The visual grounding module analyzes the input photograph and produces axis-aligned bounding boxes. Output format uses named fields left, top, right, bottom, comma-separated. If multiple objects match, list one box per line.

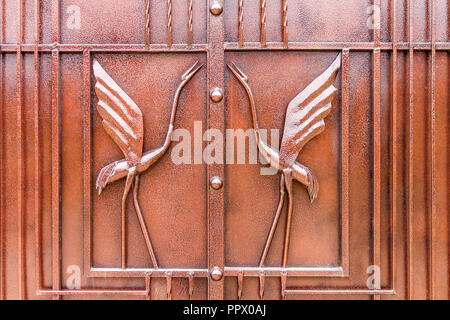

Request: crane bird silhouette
left=93, top=60, right=202, bottom=269
left=228, top=54, right=341, bottom=267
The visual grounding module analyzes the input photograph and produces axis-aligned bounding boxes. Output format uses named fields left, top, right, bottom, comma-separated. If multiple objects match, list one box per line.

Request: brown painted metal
left=258, top=270, right=265, bottom=299
left=207, top=0, right=225, bottom=300
left=0, top=0, right=448, bottom=300
left=372, top=0, right=382, bottom=301
left=92, top=59, right=202, bottom=269
left=15, top=0, right=24, bottom=301
left=390, top=0, right=398, bottom=298
left=259, top=0, right=266, bottom=47
left=228, top=54, right=341, bottom=269
left=50, top=0, right=60, bottom=300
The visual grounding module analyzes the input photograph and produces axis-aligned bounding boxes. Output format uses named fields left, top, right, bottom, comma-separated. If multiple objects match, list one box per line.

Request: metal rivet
left=210, top=266, right=223, bottom=281
left=210, top=87, right=223, bottom=103
left=210, top=176, right=223, bottom=190
left=210, top=1, right=223, bottom=16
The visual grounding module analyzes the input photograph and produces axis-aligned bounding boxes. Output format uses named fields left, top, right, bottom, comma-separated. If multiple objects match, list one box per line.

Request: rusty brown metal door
left=0, top=0, right=448, bottom=300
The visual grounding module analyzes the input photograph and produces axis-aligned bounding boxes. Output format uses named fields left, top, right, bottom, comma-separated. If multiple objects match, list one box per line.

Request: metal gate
left=0, top=0, right=448, bottom=300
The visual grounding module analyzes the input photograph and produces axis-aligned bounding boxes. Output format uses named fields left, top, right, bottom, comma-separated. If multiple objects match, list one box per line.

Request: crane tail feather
left=96, top=161, right=117, bottom=195
left=306, top=168, right=319, bottom=203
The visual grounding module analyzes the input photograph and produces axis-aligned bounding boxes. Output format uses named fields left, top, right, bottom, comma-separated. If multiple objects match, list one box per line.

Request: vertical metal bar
left=51, top=0, right=60, bottom=300
left=187, top=0, right=193, bottom=48
left=145, top=273, right=151, bottom=300
left=406, top=0, right=414, bottom=301
left=167, top=0, right=173, bottom=47
left=391, top=0, right=398, bottom=294
left=166, top=272, right=172, bottom=300
left=16, top=0, right=25, bottom=300
left=145, top=0, right=151, bottom=49
left=429, top=0, right=436, bottom=300
left=341, top=48, right=350, bottom=276
left=238, top=0, right=243, bottom=47
left=258, top=271, right=265, bottom=300
left=281, top=0, right=288, bottom=48
left=237, top=270, right=243, bottom=300
left=34, top=0, right=41, bottom=294
left=82, top=49, right=91, bottom=275
left=0, top=0, right=4, bottom=301
left=188, top=272, right=194, bottom=300
left=207, top=0, right=225, bottom=300
left=280, top=271, right=287, bottom=299
left=260, top=0, right=266, bottom=47
left=372, top=0, right=381, bottom=301
left=0, top=0, right=2, bottom=42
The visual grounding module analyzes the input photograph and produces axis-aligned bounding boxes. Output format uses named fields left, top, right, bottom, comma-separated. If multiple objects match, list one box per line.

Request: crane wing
left=93, top=60, right=144, bottom=166
left=279, top=54, right=341, bottom=167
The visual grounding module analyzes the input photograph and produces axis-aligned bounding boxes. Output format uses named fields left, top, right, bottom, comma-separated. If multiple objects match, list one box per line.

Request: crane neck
left=139, top=84, right=182, bottom=171
left=161, top=83, right=184, bottom=152
left=239, top=80, right=263, bottom=147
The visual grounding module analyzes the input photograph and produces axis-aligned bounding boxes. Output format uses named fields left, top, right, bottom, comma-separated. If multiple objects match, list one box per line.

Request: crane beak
left=227, top=62, right=248, bottom=83
left=182, top=61, right=203, bottom=81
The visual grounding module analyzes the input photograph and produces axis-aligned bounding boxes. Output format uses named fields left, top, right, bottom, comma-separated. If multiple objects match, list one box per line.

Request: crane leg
left=121, top=170, right=136, bottom=269
left=132, top=175, right=159, bottom=268
left=259, top=174, right=286, bottom=267
left=282, top=169, right=293, bottom=268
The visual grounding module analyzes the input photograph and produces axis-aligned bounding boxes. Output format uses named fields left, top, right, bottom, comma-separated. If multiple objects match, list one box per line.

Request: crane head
left=227, top=62, right=248, bottom=83
left=181, top=61, right=203, bottom=82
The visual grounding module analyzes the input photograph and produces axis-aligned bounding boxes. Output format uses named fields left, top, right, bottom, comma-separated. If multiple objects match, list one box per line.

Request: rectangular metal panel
left=0, top=0, right=448, bottom=300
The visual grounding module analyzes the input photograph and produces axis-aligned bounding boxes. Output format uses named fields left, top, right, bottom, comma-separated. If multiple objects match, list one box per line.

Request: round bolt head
left=210, top=1, right=223, bottom=16
left=210, top=87, right=223, bottom=103
left=210, top=266, right=223, bottom=281
left=210, top=176, right=223, bottom=190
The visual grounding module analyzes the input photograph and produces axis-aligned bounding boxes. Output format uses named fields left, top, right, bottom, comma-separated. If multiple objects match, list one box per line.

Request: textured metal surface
left=93, top=60, right=202, bottom=269
left=0, top=0, right=448, bottom=300
left=228, top=55, right=341, bottom=269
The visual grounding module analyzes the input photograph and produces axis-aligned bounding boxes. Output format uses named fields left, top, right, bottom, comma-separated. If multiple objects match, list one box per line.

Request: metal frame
left=0, top=0, right=447, bottom=300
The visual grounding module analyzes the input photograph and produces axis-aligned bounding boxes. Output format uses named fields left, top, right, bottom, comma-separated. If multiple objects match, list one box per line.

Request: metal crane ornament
left=228, top=54, right=341, bottom=267
left=93, top=60, right=202, bottom=269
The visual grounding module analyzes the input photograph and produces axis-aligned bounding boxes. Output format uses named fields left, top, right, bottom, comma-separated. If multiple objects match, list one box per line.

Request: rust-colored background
left=0, top=0, right=448, bottom=300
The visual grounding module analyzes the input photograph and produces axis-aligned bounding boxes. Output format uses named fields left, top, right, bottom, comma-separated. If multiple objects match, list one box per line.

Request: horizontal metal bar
left=38, top=284, right=397, bottom=297
left=0, top=41, right=449, bottom=53
left=0, top=43, right=208, bottom=53
left=225, top=41, right=450, bottom=51
left=37, top=289, right=147, bottom=296
left=285, top=289, right=396, bottom=295
left=88, top=267, right=209, bottom=278
left=88, top=266, right=345, bottom=278
left=224, top=266, right=345, bottom=277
